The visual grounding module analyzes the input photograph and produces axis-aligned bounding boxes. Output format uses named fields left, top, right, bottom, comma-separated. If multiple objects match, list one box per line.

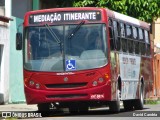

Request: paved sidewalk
left=0, top=103, right=38, bottom=111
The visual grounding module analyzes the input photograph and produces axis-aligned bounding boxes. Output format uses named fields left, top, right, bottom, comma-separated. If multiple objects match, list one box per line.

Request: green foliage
left=73, top=0, right=95, bottom=7
left=73, top=0, right=160, bottom=23
left=145, top=99, right=159, bottom=105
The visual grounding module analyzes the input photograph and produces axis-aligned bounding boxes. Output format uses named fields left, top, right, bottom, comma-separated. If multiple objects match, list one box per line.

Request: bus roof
left=107, top=9, right=150, bottom=30
left=25, top=7, right=103, bottom=15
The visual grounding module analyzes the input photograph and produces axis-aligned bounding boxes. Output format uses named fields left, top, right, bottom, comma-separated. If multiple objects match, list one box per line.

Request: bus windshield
left=24, top=23, right=108, bottom=72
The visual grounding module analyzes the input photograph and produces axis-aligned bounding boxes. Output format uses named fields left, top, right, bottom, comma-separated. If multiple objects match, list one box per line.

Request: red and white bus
left=16, top=7, right=153, bottom=113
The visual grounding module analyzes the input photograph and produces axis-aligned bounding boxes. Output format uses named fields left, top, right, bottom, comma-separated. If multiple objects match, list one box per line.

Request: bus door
left=109, top=19, right=119, bottom=100
left=109, top=19, right=119, bottom=79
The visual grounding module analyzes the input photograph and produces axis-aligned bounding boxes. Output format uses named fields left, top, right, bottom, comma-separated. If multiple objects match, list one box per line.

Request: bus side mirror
left=16, top=33, right=22, bottom=50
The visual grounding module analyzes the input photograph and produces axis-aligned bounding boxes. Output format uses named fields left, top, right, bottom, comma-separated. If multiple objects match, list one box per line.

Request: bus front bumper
left=24, top=84, right=111, bottom=104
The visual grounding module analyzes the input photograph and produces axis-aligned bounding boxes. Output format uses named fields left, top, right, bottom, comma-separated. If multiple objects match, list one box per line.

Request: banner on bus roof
left=29, top=11, right=101, bottom=24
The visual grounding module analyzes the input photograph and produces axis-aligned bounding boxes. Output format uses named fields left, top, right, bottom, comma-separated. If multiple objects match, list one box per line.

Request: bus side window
left=126, top=25, right=132, bottom=38
left=120, top=23, right=126, bottom=38
left=138, top=28, right=144, bottom=41
left=120, top=23, right=127, bottom=52
left=109, top=27, right=115, bottom=50
left=108, top=19, right=115, bottom=50
left=139, top=42, right=146, bottom=55
left=144, top=30, right=149, bottom=44
left=128, top=40, right=133, bottom=53
left=113, top=20, right=121, bottom=51
left=146, top=44, right=151, bottom=56
left=121, top=39, right=127, bottom=52
left=134, top=41, right=139, bottom=54
left=132, top=26, right=138, bottom=40
left=144, top=30, right=151, bottom=56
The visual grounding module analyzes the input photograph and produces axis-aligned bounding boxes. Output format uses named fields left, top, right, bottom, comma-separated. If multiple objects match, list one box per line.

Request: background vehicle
left=16, top=7, right=153, bottom=113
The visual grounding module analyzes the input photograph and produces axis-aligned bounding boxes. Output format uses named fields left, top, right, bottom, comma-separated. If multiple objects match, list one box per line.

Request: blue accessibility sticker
left=66, top=60, right=76, bottom=71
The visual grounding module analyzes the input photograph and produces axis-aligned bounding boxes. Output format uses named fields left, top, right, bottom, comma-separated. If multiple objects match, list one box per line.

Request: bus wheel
left=69, top=106, right=79, bottom=114
left=79, top=104, right=88, bottom=114
left=123, top=100, right=134, bottom=111
left=109, top=89, right=121, bottom=112
left=134, top=82, right=144, bottom=110
left=37, top=103, right=50, bottom=111
left=37, top=103, right=51, bottom=116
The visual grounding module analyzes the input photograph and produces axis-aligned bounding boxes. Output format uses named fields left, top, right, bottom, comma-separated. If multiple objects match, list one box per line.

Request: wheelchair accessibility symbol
left=66, top=60, right=76, bottom=71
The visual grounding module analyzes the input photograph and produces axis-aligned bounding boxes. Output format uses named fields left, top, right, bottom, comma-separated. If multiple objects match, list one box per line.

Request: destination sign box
left=29, top=11, right=101, bottom=24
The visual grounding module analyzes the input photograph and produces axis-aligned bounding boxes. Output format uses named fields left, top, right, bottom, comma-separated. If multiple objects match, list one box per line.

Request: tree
left=73, top=0, right=160, bottom=23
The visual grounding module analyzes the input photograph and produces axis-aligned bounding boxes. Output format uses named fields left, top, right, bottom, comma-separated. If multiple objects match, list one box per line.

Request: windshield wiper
left=68, top=20, right=85, bottom=39
left=45, top=23, right=63, bottom=55
left=45, top=23, right=61, bottom=44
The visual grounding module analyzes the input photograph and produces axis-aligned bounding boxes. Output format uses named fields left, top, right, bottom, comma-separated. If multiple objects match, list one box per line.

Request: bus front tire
left=37, top=103, right=50, bottom=111
left=109, top=90, right=121, bottom=112
left=69, top=103, right=88, bottom=114
left=69, top=106, right=79, bottom=114
left=37, top=103, right=51, bottom=117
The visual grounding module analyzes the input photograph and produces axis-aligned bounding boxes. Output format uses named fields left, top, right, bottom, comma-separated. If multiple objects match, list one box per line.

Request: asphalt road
left=1, top=104, right=160, bottom=119
left=23, top=104, right=160, bottom=120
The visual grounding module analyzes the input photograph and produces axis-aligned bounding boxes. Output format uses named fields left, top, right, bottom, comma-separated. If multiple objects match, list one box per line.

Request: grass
left=5, top=118, right=18, bottom=120
left=145, top=99, right=160, bottom=105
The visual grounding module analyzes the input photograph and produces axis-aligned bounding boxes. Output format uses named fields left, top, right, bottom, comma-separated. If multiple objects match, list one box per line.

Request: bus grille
left=46, top=94, right=87, bottom=99
left=45, top=82, right=87, bottom=88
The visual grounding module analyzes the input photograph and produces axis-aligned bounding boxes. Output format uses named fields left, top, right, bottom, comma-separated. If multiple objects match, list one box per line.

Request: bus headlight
left=29, top=80, right=35, bottom=86
left=92, top=81, right=98, bottom=86
left=35, top=83, right=40, bottom=89
left=28, top=80, right=41, bottom=89
left=98, top=77, right=104, bottom=83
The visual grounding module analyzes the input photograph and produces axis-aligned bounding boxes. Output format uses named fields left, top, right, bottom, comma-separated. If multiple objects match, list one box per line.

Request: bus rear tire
left=134, top=83, right=144, bottom=110
left=123, top=100, right=134, bottom=111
